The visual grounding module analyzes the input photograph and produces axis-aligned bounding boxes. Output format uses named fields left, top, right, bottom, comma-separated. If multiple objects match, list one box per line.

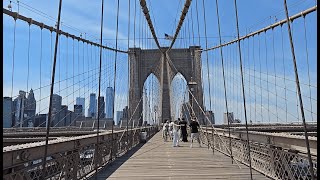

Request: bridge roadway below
left=93, top=132, right=270, bottom=180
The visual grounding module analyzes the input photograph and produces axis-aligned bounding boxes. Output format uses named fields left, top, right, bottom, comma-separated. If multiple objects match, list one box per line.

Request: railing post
left=211, top=127, right=214, bottom=154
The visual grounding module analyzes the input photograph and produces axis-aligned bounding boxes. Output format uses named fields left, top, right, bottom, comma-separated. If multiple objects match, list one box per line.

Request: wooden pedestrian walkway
left=94, top=132, right=270, bottom=179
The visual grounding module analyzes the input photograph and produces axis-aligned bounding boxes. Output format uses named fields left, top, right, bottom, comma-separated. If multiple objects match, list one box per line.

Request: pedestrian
left=162, top=120, right=169, bottom=141
left=177, top=118, right=182, bottom=141
left=169, top=120, right=174, bottom=140
left=172, top=120, right=182, bottom=147
left=180, top=118, right=188, bottom=142
left=189, top=118, right=201, bottom=148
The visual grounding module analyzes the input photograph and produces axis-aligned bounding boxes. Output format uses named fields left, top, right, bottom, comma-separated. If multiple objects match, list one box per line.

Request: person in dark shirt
left=189, top=118, right=201, bottom=148
left=180, top=118, right=188, bottom=142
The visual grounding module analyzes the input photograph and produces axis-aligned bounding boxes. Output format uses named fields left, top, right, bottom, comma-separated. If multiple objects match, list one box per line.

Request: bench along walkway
left=95, top=132, right=270, bottom=179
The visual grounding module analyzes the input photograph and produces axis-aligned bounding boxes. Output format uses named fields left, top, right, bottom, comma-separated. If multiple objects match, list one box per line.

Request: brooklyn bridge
left=2, top=0, right=317, bottom=179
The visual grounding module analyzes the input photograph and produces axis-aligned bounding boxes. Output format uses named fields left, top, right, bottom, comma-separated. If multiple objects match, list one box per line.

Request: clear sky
left=3, top=0, right=317, bottom=125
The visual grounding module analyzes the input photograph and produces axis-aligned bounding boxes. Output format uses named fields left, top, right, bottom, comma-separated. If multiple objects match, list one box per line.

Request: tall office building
left=205, top=111, right=215, bottom=125
left=116, top=111, right=123, bottom=125
left=105, top=87, right=114, bottom=118
left=224, top=112, right=234, bottom=125
left=34, top=114, right=47, bottom=127
left=98, top=96, right=105, bottom=118
left=13, top=90, right=27, bottom=127
left=25, top=89, right=36, bottom=127
left=122, top=106, right=128, bottom=118
left=74, top=105, right=83, bottom=119
left=88, top=93, right=97, bottom=118
left=76, top=97, right=85, bottom=116
left=58, top=105, right=68, bottom=127
left=3, top=97, right=13, bottom=128
left=51, top=94, right=62, bottom=127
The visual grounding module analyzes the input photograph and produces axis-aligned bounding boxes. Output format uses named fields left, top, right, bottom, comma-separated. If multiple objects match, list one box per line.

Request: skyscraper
left=13, top=90, right=27, bottom=127
left=98, top=96, right=105, bottom=118
left=224, top=112, right=234, bottom=125
left=51, top=94, right=62, bottom=127
left=25, top=89, right=36, bottom=127
left=205, top=111, right=215, bottom=125
left=88, top=93, right=97, bottom=118
left=58, top=105, right=68, bottom=127
left=76, top=97, right=85, bottom=116
left=34, top=114, right=47, bottom=127
left=3, top=97, right=13, bottom=128
left=116, top=111, right=123, bottom=125
left=105, top=87, right=114, bottom=118
left=74, top=105, right=83, bottom=119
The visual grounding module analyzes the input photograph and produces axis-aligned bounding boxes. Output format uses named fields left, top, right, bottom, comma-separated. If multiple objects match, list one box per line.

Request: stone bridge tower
left=128, top=46, right=203, bottom=126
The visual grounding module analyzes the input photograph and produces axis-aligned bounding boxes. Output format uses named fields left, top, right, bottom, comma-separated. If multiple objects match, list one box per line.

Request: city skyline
left=3, top=89, right=131, bottom=128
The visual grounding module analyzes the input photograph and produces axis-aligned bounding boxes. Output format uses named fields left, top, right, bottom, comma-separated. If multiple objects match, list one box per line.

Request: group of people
left=162, top=118, right=201, bottom=148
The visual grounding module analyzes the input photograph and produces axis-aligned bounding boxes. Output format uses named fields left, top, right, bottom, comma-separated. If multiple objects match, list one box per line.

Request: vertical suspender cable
left=233, top=0, right=253, bottom=179
left=111, top=0, right=120, bottom=161
left=271, top=28, right=279, bottom=123
left=252, top=36, right=257, bottom=123
left=195, top=0, right=200, bottom=45
left=134, top=0, right=136, bottom=47
left=190, top=3, right=195, bottom=45
left=11, top=19, right=16, bottom=99
left=264, top=32, right=270, bottom=123
left=201, top=0, right=212, bottom=148
left=72, top=39, right=75, bottom=125
left=214, top=0, right=233, bottom=163
left=42, top=0, right=63, bottom=178
left=95, top=0, right=104, bottom=177
left=283, top=0, right=314, bottom=178
left=258, top=35, right=263, bottom=122
left=26, top=24, right=31, bottom=97
left=66, top=36, right=68, bottom=122
left=127, top=0, right=131, bottom=151
left=302, top=16, right=314, bottom=122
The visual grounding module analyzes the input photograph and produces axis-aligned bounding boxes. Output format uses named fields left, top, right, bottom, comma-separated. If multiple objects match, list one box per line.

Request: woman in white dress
left=172, top=120, right=182, bottom=147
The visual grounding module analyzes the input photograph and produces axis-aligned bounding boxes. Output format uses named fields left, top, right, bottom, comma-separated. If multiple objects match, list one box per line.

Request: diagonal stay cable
left=215, top=0, right=233, bottom=164
left=233, top=0, right=253, bottom=178
left=41, top=0, right=63, bottom=178
left=165, top=51, right=242, bottom=167
left=283, top=0, right=315, bottom=178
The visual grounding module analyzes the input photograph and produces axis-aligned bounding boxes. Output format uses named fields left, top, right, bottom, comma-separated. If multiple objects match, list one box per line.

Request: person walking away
left=169, top=120, right=173, bottom=140
left=180, top=118, right=188, bottom=142
left=177, top=118, right=182, bottom=141
left=162, top=120, right=169, bottom=141
left=189, top=118, right=201, bottom=148
left=172, top=120, right=182, bottom=147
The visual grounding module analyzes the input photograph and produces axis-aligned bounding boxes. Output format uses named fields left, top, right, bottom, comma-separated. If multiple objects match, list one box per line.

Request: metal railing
left=3, top=126, right=158, bottom=180
left=200, top=128, right=317, bottom=180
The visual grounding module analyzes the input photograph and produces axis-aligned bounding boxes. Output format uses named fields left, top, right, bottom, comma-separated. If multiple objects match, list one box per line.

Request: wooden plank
left=95, top=132, right=270, bottom=179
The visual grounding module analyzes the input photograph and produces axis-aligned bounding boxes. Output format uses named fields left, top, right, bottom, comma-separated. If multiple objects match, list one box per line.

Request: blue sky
left=3, top=0, right=317, bottom=125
